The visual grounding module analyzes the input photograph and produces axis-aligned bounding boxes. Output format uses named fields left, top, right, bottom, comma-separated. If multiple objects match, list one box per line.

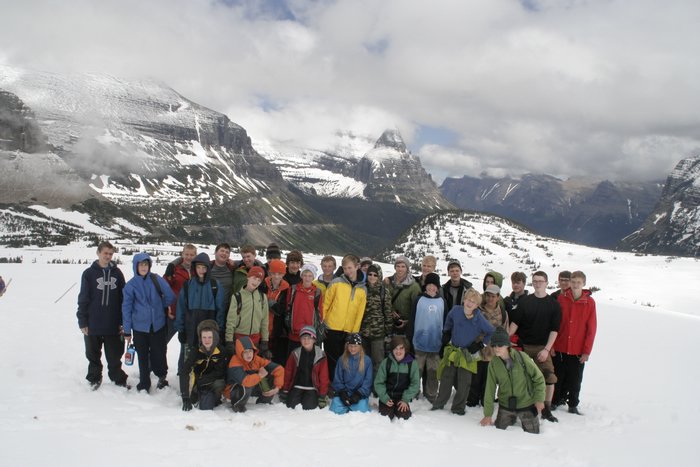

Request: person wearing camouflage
left=359, top=264, right=393, bottom=381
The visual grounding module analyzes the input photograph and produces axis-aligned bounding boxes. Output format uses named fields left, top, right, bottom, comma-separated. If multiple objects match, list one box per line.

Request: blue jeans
left=329, top=396, right=370, bottom=414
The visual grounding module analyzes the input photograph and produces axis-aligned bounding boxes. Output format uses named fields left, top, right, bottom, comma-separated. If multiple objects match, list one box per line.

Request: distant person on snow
left=76, top=241, right=129, bottom=390
left=122, top=252, right=176, bottom=392
left=0, top=275, right=6, bottom=297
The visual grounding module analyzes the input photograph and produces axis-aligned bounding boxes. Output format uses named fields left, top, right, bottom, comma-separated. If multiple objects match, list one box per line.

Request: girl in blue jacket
left=123, top=252, right=175, bottom=392
left=330, top=333, right=373, bottom=414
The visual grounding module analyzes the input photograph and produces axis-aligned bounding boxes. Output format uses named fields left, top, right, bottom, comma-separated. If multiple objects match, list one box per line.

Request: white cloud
left=1, top=0, right=699, bottom=181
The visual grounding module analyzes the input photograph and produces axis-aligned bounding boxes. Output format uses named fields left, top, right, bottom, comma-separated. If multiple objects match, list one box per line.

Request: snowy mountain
left=440, top=173, right=662, bottom=249
left=620, top=155, right=700, bottom=257
left=0, top=65, right=377, bottom=253
left=257, top=128, right=453, bottom=209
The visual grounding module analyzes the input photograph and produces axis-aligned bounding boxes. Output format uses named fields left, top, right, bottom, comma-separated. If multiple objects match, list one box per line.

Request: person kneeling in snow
left=180, top=320, right=227, bottom=411
left=330, top=333, right=373, bottom=414
left=283, top=326, right=330, bottom=410
left=374, top=336, right=420, bottom=420
left=224, top=336, right=284, bottom=413
left=479, top=327, right=546, bottom=434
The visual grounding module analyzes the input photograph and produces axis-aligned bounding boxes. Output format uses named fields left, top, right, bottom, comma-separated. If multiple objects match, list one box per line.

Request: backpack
left=149, top=274, right=170, bottom=316
left=286, top=284, right=324, bottom=343
left=232, top=289, right=265, bottom=328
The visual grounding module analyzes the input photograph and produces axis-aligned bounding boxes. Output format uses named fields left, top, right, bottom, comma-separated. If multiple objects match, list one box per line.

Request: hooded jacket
left=283, top=345, right=329, bottom=395
left=483, top=348, right=546, bottom=417
left=77, top=259, right=126, bottom=335
left=374, top=353, right=420, bottom=404
left=554, top=289, right=597, bottom=356
left=122, top=252, right=175, bottom=335
left=224, top=336, right=284, bottom=398
left=179, top=320, right=227, bottom=398
left=175, top=253, right=226, bottom=347
left=323, top=274, right=367, bottom=333
left=360, top=277, right=393, bottom=340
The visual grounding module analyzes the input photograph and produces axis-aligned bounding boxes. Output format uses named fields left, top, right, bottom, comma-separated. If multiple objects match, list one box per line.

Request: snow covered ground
left=0, top=242, right=698, bottom=466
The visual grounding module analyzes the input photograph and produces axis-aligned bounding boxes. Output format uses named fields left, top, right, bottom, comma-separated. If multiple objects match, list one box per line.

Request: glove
left=178, top=331, right=186, bottom=344
left=225, top=341, right=236, bottom=356
left=349, top=391, right=363, bottom=405
left=260, top=350, right=273, bottom=360
left=258, top=340, right=269, bottom=353
left=340, top=391, right=352, bottom=407
left=317, top=395, right=328, bottom=409
left=467, top=341, right=484, bottom=354
left=182, top=397, right=193, bottom=412
left=279, top=390, right=288, bottom=403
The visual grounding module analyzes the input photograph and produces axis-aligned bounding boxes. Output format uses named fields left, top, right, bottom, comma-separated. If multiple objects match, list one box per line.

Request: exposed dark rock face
left=441, top=173, right=661, bottom=249
left=620, top=155, right=700, bottom=257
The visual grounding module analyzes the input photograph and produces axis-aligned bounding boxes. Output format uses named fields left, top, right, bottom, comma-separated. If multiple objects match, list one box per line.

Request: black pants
left=379, top=400, right=412, bottom=420
left=553, top=352, right=585, bottom=407
left=286, top=387, right=319, bottom=410
left=133, top=326, right=168, bottom=390
left=84, top=334, right=127, bottom=385
left=467, top=360, right=489, bottom=406
left=324, top=330, right=347, bottom=382
left=230, top=377, right=275, bottom=409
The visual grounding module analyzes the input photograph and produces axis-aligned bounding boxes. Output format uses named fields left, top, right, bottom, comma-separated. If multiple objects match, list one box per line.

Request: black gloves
left=182, top=397, right=193, bottom=411
left=340, top=391, right=352, bottom=406
left=349, top=391, right=363, bottom=405
left=317, top=395, right=328, bottom=409
left=225, top=341, right=236, bottom=356
left=178, top=331, right=186, bottom=344
left=467, top=341, right=484, bottom=354
left=258, top=340, right=269, bottom=352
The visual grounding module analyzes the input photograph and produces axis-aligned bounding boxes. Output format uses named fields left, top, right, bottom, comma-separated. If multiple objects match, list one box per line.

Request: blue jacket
left=443, top=306, right=494, bottom=348
left=332, top=353, right=373, bottom=397
left=122, top=253, right=175, bottom=334
left=175, top=252, right=225, bottom=346
left=77, top=260, right=126, bottom=336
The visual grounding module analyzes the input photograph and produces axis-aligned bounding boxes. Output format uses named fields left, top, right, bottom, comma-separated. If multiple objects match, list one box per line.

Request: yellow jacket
left=323, top=275, right=367, bottom=333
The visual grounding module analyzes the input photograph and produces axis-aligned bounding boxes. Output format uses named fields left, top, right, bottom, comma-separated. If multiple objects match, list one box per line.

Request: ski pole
left=55, top=282, right=77, bottom=303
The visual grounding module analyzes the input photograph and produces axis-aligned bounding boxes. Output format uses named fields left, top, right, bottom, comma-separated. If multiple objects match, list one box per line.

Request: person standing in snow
left=163, top=244, right=196, bottom=372
left=76, top=241, right=129, bottom=390
left=360, top=264, right=392, bottom=382
left=0, top=275, right=6, bottom=297
left=232, top=244, right=266, bottom=294
left=508, top=270, right=561, bottom=423
left=553, top=270, right=597, bottom=414
left=550, top=270, right=571, bottom=300
left=122, top=252, right=176, bottom=392
left=441, top=259, right=473, bottom=311
left=384, top=255, right=421, bottom=336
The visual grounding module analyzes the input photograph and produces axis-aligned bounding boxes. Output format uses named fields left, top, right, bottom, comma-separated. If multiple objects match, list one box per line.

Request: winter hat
left=300, top=263, right=318, bottom=277
left=447, top=259, right=462, bottom=271
left=424, top=273, right=441, bottom=289
left=485, top=284, right=501, bottom=295
left=247, top=266, right=265, bottom=280
left=367, top=264, right=381, bottom=276
left=490, top=327, right=510, bottom=347
left=266, top=243, right=282, bottom=260
left=360, top=257, right=373, bottom=267
left=394, top=255, right=411, bottom=269
left=346, top=333, right=363, bottom=345
left=286, top=250, right=303, bottom=264
left=197, top=319, right=220, bottom=349
left=299, top=325, right=317, bottom=340
left=268, top=259, right=286, bottom=275
left=190, top=252, right=211, bottom=272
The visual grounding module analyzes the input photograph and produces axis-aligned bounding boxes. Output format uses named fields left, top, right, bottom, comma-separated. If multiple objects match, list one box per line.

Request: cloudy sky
left=2, top=0, right=699, bottom=182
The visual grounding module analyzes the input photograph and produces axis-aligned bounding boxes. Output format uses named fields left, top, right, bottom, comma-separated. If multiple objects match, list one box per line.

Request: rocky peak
left=373, top=128, right=408, bottom=154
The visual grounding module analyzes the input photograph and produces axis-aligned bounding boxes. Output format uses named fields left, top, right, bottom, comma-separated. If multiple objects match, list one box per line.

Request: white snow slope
left=0, top=236, right=698, bottom=466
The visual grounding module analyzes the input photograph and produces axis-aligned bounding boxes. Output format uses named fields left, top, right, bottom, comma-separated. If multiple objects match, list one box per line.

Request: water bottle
left=124, top=344, right=136, bottom=366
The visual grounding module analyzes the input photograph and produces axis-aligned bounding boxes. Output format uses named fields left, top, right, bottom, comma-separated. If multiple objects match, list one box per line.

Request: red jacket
left=265, top=277, right=290, bottom=337
left=288, top=284, right=323, bottom=342
left=554, top=289, right=597, bottom=356
left=164, top=259, right=191, bottom=318
left=283, top=345, right=329, bottom=396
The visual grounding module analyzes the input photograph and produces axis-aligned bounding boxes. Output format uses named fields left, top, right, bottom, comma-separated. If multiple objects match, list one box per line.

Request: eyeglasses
left=367, top=273, right=378, bottom=277
left=558, top=278, right=570, bottom=282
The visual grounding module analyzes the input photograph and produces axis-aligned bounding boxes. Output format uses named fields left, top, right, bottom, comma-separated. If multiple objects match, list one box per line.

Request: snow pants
left=84, top=334, right=127, bottom=385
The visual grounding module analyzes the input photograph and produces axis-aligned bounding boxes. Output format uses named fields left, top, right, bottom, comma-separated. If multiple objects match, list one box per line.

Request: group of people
left=77, top=241, right=597, bottom=433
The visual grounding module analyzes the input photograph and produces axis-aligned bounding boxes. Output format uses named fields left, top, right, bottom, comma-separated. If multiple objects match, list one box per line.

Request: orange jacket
left=224, top=336, right=284, bottom=399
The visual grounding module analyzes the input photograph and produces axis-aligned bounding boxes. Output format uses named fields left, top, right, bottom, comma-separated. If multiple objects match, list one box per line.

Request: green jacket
left=385, top=275, right=421, bottom=321
left=225, top=288, right=269, bottom=342
left=373, top=354, right=420, bottom=404
left=483, top=348, right=546, bottom=417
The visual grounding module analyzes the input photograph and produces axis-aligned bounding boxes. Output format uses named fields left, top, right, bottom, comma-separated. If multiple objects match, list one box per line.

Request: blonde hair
left=464, top=287, right=482, bottom=306
left=341, top=342, right=366, bottom=374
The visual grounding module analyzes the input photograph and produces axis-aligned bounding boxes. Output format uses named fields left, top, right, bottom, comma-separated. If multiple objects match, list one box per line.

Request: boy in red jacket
left=553, top=270, right=597, bottom=415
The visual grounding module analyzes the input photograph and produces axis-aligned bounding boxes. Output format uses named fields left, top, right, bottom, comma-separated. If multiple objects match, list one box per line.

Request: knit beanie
left=490, top=327, right=510, bottom=347
left=268, top=259, right=286, bottom=275
left=424, top=272, right=441, bottom=288
left=394, top=255, right=411, bottom=269
left=266, top=243, right=281, bottom=260
left=300, top=263, right=318, bottom=278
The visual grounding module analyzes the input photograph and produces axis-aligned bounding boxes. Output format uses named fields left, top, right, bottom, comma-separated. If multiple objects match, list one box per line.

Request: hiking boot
left=232, top=404, right=247, bottom=413
left=451, top=409, right=466, bottom=416
left=136, top=383, right=150, bottom=393
left=430, top=405, right=444, bottom=411
left=568, top=406, right=583, bottom=415
left=156, top=378, right=169, bottom=390
left=542, top=408, right=559, bottom=422
left=115, top=380, right=131, bottom=390
left=89, top=379, right=102, bottom=391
